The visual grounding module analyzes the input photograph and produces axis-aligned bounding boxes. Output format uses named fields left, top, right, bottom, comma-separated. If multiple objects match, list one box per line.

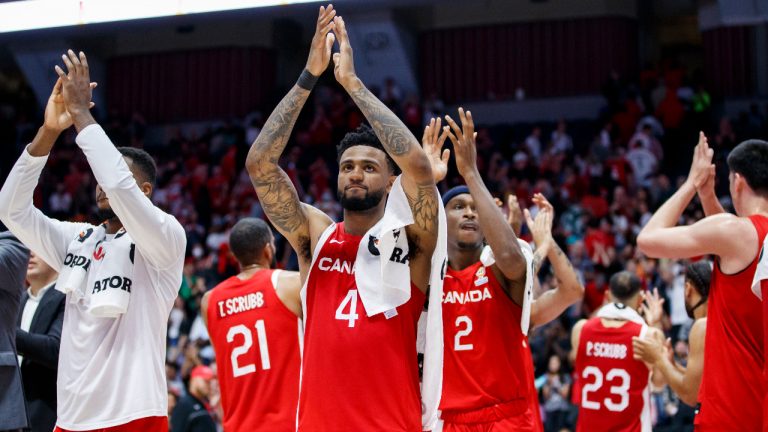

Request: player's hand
left=507, top=194, right=523, bottom=236
left=332, top=16, right=359, bottom=90
left=44, top=77, right=96, bottom=132
left=305, top=4, right=336, bottom=76
left=524, top=193, right=554, bottom=253
left=687, top=131, right=715, bottom=191
left=444, top=107, right=477, bottom=178
left=421, top=117, right=450, bottom=183
left=641, top=287, right=665, bottom=328
left=54, top=50, right=94, bottom=117
left=632, top=332, right=664, bottom=365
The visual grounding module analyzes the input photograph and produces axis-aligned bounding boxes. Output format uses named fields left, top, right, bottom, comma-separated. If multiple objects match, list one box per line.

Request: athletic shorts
left=441, top=398, right=534, bottom=432
left=54, top=416, right=168, bottom=432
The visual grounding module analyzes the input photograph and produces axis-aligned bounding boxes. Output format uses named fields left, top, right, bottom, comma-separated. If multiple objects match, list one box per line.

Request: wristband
left=297, top=69, right=319, bottom=90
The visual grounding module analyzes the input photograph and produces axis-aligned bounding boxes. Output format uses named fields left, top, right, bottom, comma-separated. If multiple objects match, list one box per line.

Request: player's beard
left=96, top=207, right=118, bottom=223
left=338, top=187, right=385, bottom=212
left=685, top=298, right=706, bottom=319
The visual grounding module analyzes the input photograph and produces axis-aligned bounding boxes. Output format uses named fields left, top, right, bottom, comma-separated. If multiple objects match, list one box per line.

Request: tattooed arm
left=332, top=16, right=437, bottom=292
left=245, top=5, right=336, bottom=272
left=526, top=194, right=584, bottom=327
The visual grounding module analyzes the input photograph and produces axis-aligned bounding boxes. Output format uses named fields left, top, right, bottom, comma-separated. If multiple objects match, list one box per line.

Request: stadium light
left=0, top=0, right=321, bottom=33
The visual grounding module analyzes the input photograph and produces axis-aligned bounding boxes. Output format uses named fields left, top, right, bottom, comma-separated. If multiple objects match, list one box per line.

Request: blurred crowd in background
left=2, top=59, right=767, bottom=431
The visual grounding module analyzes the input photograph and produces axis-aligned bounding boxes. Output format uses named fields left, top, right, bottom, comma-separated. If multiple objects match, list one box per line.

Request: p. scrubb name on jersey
left=585, top=341, right=628, bottom=359
left=217, top=292, right=266, bottom=318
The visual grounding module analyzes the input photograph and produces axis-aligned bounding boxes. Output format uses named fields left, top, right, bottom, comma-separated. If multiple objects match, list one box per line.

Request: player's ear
left=386, top=175, right=396, bottom=193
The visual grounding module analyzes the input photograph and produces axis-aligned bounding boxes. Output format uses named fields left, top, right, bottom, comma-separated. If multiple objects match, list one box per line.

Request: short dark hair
left=685, top=261, right=711, bottom=299
left=727, top=139, right=768, bottom=197
left=336, top=123, right=400, bottom=175
left=229, top=218, right=272, bottom=265
left=117, top=147, right=157, bottom=186
left=609, top=271, right=642, bottom=303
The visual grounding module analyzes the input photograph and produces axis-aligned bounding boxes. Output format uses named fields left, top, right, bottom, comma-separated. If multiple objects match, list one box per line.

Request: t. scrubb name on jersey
left=585, top=341, right=628, bottom=359
left=217, top=292, right=266, bottom=318
left=442, top=287, right=493, bottom=304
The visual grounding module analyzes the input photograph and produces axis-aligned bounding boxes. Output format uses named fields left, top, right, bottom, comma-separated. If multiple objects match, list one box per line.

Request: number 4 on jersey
left=335, top=289, right=360, bottom=328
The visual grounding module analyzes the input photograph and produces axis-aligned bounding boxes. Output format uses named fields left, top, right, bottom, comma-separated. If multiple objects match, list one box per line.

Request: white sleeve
left=0, top=148, right=87, bottom=271
left=75, top=124, right=186, bottom=270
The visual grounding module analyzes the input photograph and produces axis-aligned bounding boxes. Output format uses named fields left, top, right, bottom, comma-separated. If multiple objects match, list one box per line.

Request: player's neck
left=693, top=303, right=707, bottom=320
left=448, top=245, right=482, bottom=271
left=105, top=219, right=123, bottom=235
left=741, top=196, right=768, bottom=216
left=237, top=262, right=268, bottom=280
left=342, top=206, right=385, bottom=236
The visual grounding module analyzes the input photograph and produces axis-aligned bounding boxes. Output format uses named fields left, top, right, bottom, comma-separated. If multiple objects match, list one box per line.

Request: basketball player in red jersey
left=421, top=117, right=584, bottom=431
left=633, top=261, right=710, bottom=407
left=246, top=5, right=438, bottom=431
left=572, top=272, right=661, bottom=432
left=637, top=134, right=767, bottom=430
left=200, top=218, right=301, bottom=432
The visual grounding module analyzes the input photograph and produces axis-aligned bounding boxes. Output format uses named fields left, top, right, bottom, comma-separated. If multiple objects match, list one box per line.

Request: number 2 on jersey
left=454, top=315, right=474, bottom=351
left=227, top=320, right=271, bottom=378
left=335, top=289, right=360, bottom=328
left=581, top=366, right=630, bottom=411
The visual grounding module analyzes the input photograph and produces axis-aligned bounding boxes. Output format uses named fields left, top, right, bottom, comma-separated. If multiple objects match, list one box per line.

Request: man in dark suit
left=16, top=251, right=64, bottom=432
left=0, top=230, right=30, bottom=432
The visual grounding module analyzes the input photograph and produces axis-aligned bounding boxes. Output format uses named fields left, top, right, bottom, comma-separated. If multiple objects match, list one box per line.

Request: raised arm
left=57, top=50, right=185, bottom=271
left=246, top=6, right=336, bottom=268
left=445, top=108, right=527, bottom=288
left=332, top=16, right=438, bottom=248
left=526, top=194, right=584, bottom=326
left=636, top=133, right=754, bottom=272
left=0, top=79, right=91, bottom=270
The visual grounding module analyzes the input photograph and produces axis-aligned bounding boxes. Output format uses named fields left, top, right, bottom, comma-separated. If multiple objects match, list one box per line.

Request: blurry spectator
left=525, top=126, right=543, bottom=162
left=540, top=355, right=572, bottom=432
left=626, top=138, right=658, bottom=187
left=171, top=366, right=217, bottom=432
left=48, top=183, right=72, bottom=218
left=550, top=119, right=573, bottom=155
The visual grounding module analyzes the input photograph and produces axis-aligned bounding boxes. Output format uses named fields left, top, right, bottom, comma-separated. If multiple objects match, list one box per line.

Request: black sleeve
left=170, top=400, right=191, bottom=432
left=0, top=231, right=29, bottom=293
left=188, top=414, right=217, bottom=432
left=16, top=298, right=64, bottom=369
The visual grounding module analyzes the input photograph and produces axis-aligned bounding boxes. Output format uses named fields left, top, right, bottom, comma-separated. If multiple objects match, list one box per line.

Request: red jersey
left=523, top=337, right=544, bottom=432
left=440, top=261, right=531, bottom=420
left=298, top=223, right=424, bottom=431
left=206, top=270, right=301, bottom=432
left=695, top=215, right=766, bottom=430
left=575, top=317, right=651, bottom=432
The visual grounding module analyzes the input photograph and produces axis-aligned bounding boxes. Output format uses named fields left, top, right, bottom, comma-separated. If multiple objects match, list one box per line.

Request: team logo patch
left=93, top=245, right=106, bottom=261
left=368, top=235, right=381, bottom=256
left=474, top=266, right=488, bottom=286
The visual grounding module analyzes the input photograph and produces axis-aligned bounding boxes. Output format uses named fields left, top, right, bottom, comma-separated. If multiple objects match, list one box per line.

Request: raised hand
left=443, top=107, right=477, bottom=177
left=641, top=287, right=665, bottom=328
left=632, top=331, right=666, bottom=365
left=421, top=117, right=450, bottom=183
left=332, top=16, right=358, bottom=90
left=44, top=78, right=97, bottom=132
left=524, top=193, right=554, bottom=253
left=54, top=50, right=94, bottom=118
left=687, top=132, right=715, bottom=191
left=507, top=194, right=523, bottom=236
left=305, top=5, right=336, bottom=76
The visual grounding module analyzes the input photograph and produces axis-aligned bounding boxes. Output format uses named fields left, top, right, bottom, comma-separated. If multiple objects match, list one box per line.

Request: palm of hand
left=45, top=95, right=72, bottom=131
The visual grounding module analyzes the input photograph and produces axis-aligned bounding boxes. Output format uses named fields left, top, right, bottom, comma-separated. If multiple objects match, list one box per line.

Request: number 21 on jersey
left=227, top=320, right=271, bottom=378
